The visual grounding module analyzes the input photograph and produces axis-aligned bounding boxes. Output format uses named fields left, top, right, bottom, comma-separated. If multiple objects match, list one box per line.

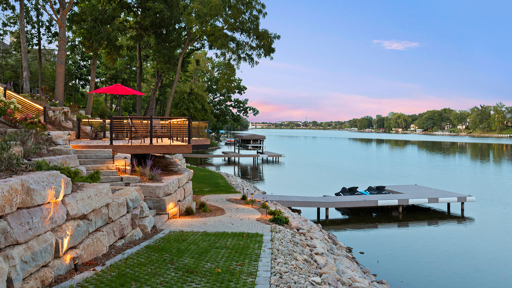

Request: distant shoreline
left=249, top=127, right=512, bottom=138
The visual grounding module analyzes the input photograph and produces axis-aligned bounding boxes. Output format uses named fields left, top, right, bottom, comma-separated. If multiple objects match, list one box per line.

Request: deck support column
left=398, top=205, right=403, bottom=215
left=317, top=208, right=320, bottom=222
left=461, top=202, right=465, bottom=216
left=447, top=203, right=451, bottom=214
left=325, top=208, right=329, bottom=222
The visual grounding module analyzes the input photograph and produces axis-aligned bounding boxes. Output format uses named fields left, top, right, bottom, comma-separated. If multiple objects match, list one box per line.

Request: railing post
left=149, top=116, right=154, bottom=145
left=77, top=118, right=81, bottom=139
left=109, top=115, right=113, bottom=145
left=43, top=106, right=47, bottom=123
left=188, top=116, right=192, bottom=144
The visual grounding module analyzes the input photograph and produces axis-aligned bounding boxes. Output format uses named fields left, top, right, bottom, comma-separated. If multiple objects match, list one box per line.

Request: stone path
left=160, top=194, right=271, bottom=234
left=160, top=194, right=272, bottom=288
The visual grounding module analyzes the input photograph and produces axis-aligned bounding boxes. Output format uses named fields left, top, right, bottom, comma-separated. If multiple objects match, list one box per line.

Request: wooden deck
left=71, top=139, right=192, bottom=154
left=255, top=185, right=475, bottom=220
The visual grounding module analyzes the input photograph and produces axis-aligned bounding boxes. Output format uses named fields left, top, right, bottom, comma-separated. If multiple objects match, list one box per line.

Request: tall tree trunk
left=85, top=53, right=98, bottom=116
left=164, top=33, right=194, bottom=116
left=19, top=0, right=30, bottom=94
left=37, top=6, right=43, bottom=94
left=117, top=95, right=123, bottom=116
left=136, top=43, right=142, bottom=116
left=145, top=70, right=163, bottom=117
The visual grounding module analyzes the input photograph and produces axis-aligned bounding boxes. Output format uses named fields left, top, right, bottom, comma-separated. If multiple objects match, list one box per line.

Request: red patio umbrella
left=88, top=84, right=145, bottom=95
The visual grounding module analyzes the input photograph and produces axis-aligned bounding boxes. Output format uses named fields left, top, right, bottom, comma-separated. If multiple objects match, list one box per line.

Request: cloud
left=373, top=40, right=420, bottom=50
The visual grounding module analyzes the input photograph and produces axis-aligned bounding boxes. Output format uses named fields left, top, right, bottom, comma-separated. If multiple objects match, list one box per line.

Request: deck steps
left=76, top=154, right=113, bottom=160
left=74, top=149, right=113, bottom=155
left=86, top=170, right=119, bottom=177
left=78, top=159, right=113, bottom=165
left=99, top=176, right=122, bottom=183
left=83, top=164, right=116, bottom=171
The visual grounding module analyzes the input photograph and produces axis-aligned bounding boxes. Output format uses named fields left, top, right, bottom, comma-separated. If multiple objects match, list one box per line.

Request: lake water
left=189, top=129, right=512, bottom=288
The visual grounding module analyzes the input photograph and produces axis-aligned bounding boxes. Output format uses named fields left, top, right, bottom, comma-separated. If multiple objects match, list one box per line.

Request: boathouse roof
left=234, top=134, right=266, bottom=140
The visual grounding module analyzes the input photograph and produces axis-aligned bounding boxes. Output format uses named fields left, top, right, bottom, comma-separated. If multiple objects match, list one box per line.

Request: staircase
left=74, top=149, right=126, bottom=186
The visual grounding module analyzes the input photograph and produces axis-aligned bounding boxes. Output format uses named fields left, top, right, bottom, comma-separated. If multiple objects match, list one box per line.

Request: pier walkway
left=183, top=151, right=284, bottom=164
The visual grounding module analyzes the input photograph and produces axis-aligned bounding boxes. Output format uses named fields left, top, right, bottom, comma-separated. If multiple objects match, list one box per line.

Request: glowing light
left=44, top=179, right=66, bottom=226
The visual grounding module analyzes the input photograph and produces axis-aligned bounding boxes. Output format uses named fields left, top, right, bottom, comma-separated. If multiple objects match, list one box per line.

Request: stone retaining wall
left=0, top=172, right=156, bottom=288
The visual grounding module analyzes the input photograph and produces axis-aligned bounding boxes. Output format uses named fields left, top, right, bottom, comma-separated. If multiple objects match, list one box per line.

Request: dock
left=255, top=185, right=475, bottom=221
left=183, top=151, right=283, bottom=165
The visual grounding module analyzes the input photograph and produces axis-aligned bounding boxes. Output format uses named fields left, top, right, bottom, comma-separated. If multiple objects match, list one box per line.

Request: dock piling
left=461, top=202, right=465, bottom=216
left=447, top=203, right=451, bottom=214
left=325, top=208, right=329, bottom=222
left=317, top=208, right=320, bottom=222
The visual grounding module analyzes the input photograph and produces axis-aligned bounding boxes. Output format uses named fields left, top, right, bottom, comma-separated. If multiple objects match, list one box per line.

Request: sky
left=240, top=1, right=512, bottom=122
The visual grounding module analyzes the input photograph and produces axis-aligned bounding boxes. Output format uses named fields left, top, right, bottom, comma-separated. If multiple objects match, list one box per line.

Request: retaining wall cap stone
left=0, top=178, right=22, bottom=217
left=62, top=183, right=112, bottom=218
left=14, top=171, right=72, bottom=208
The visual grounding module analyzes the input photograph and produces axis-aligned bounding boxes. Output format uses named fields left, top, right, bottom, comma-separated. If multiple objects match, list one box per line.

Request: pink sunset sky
left=238, top=1, right=512, bottom=122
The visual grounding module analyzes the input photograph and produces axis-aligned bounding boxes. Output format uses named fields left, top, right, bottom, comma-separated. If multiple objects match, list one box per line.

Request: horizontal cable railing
left=0, top=86, right=46, bottom=119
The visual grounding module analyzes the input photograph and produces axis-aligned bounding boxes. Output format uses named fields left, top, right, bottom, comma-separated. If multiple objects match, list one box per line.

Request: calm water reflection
left=191, top=130, right=512, bottom=288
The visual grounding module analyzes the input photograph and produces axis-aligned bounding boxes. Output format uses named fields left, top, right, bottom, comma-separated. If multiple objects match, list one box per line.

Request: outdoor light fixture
left=265, top=200, right=269, bottom=217
left=177, top=199, right=182, bottom=218
left=251, top=193, right=254, bottom=207
left=73, top=259, right=79, bottom=272
left=124, top=157, right=128, bottom=174
left=67, top=133, right=71, bottom=145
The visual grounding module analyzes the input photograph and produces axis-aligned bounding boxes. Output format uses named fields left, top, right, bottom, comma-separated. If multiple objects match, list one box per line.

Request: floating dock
left=255, top=185, right=475, bottom=221
left=183, top=151, right=283, bottom=164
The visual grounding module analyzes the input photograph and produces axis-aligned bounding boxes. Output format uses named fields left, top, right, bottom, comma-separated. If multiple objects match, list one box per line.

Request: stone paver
left=160, top=194, right=271, bottom=234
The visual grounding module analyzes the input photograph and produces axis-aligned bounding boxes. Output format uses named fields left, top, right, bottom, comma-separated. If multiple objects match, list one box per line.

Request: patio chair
left=153, top=119, right=170, bottom=143
left=130, top=118, right=148, bottom=144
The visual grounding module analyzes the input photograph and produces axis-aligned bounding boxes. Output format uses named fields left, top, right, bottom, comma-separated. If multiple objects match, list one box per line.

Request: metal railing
left=0, top=86, right=47, bottom=121
left=77, top=116, right=209, bottom=145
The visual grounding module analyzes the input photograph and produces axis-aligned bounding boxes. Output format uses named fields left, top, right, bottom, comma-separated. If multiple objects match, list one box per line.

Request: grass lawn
left=189, top=166, right=238, bottom=195
left=76, top=231, right=262, bottom=288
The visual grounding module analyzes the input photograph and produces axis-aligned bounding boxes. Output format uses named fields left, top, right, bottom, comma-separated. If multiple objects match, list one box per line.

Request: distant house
left=379, top=128, right=386, bottom=132
left=392, top=128, right=403, bottom=132
left=252, top=123, right=274, bottom=128
left=410, top=124, right=418, bottom=130
left=445, top=123, right=452, bottom=130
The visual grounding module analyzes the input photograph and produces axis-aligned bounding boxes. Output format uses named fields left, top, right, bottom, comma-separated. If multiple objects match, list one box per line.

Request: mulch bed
left=49, top=226, right=163, bottom=287
left=170, top=195, right=226, bottom=219
left=226, top=197, right=296, bottom=229
left=118, top=155, right=187, bottom=183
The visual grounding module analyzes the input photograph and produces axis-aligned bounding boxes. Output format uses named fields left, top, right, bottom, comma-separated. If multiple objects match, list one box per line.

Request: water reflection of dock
left=318, top=206, right=475, bottom=231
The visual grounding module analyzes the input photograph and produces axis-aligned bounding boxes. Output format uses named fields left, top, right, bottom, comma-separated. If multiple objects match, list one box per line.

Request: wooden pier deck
left=255, top=185, right=475, bottom=220
left=183, top=151, right=284, bottom=164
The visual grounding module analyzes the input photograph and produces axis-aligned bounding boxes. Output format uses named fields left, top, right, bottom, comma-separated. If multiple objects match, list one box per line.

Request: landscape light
left=265, top=200, right=269, bottom=217
left=124, top=157, right=128, bottom=173
left=67, top=133, right=71, bottom=145
left=251, top=193, right=254, bottom=207
left=177, top=199, right=182, bottom=218
left=73, top=259, right=79, bottom=272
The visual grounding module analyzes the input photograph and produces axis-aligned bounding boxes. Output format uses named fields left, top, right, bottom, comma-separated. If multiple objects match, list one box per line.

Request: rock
left=137, top=216, right=154, bottom=233
left=319, top=263, right=337, bottom=275
left=113, top=188, right=141, bottom=212
left=0, top=232, right=55, bottom=287
left=47, top=249, right=80, bottom=276
left=32, top=155, right=79, bottom=168
left=76, top=166, right=87, bottom=176
left=85, top=206, right=109, bottom=233
left=350, top=283, right=367, bottom=288
left=108, top=197, right=127, bottom=221
left=78, top=231, right=109, bottom=263
left=20, top=267, right=53, bottom=288
left=142, top=192, right=178, bottom=212
left=14, top=171, right=72, bottom=208
left=63, top=183, right=112, bottom=218
left=183, top=181, right=193, bottom=198
left=48, top=131, right=76, bottom=145
left=5, top=201, right=66, bottom=244
left=138, top=202, right=150, bottom=218
left=0, top=178, right=22, bottom=216
left=98, top=214, right=132, bottom=246
left=0, top=258, right=7, bottom=288
left=125, top=227, right=143, bottom=242
left=113, top=239, right=125, bottom=247
left=131, top=176, right=179, bottom=198
left=0, top=220, right=16, bottom=249
left=314, top=255, right=327, bottom=268
left=122, top=175, right=140, bottom=183
left=177, top=173, right=188, bottom=187
left=309, top=277, right=321, bottom=285
left=48, top=146, right=74, bottom=156
left=62, top=121, right=73, bottom=129
left=53, top=220, right=90, bottom=257
left=114, top=153, right=130, bottom=169
left=153, top=215, right=168, bottom=229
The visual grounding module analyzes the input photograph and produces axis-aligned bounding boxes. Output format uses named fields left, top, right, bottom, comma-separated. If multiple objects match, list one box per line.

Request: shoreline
left=217, top=169, right=390, bottom=287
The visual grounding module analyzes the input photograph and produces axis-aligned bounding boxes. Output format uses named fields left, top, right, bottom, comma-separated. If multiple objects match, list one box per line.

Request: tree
left=39, top=0, right=74, bottom=106
left=374, top=114, right=385, bottom=129
left=390, top=113, right=411, bottom=129
left=450, top=110, right=470, bottom=132
left=19, top=0, right=30, bottom=94
left=469, top=105, right=492, bottom=131
left=163, top=0, right=280, bottom=116
left=491, top=102, right=507, bottom=132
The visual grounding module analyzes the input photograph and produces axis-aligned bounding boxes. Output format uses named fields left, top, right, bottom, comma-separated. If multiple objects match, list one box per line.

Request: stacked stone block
left=0, top=172, right=155, bottom=288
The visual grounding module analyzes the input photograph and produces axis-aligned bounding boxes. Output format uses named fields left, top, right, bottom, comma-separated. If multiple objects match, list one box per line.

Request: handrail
left=0, top=86, right=46, bottom=119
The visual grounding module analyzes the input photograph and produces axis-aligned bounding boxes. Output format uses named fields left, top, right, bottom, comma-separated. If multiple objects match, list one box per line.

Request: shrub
left=260, top=202, right=269, bottom=210
left=269, top=215, right=289, bottom=225
left=201, top=206, right=210, bottom=212
left=34, top=159, right=101, bottom=183
left=198, top=201, right=207, bottom=209
left=268, top=209, right=284, bottom=217
left=132, top=157, right=162, bottom=181
left=5, top=129, right=53, bottom=159
left=184, top=206, right=195, bottom=216
left=209, top=139, right=218, bottom=147
left=240, top=194, right=248, bottom=201
left=245, top=199, right=257, bottom=205
left=0, top=140, right=24, bottom=173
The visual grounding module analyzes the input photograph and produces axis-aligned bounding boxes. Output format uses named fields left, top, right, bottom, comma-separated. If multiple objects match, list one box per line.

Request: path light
left=251, top=193, right=254, bottom=207
left=124, top=157, right=128, bottom=174
left=177, top=199, right=182, bottom=218
left=265, top=199, right=269, bottom=217
left=73, top=258, right=79, bottom=272
left=246, top=189, right=249, bottom=197
left=67, top=133, right=71, bottom=145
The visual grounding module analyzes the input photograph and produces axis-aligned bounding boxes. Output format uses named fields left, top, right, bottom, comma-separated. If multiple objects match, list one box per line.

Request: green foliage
left=4, top=129, right=53, bottom=159
left=260, top=202, right=269, bottom=210
left=34, top=159, right=101, bottom=183
left=0, top=140, right=24, bottom=173
left=269, top=215, right=289, bottom=225
left=200, top=206, right=210, bottom=212
left=240, top=194, right=248, bottom=200
left=184, top=206, right=195, bottom=216
left=245, top=199, right=257, bottom=205
left=268, top=209, right=284, bottom=217
left=187, top=166, right=238, bottom=195
left=198, top=201, right=207, bottom=209
left=209, top=139, right=218, bottom=147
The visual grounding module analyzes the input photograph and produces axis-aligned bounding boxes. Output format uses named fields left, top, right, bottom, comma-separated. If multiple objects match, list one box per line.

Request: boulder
left=108, top=197, right=127, bottom=221
left=0, top=232, right=55, bottom=287
left=183, top=181, right=193, bottom=198
left=5, top=201, right=66, bottom=244
left=98, top=214, right=132, bottom=246
left=47, top=249, right=80, bottom=276
left=0, top=220, right=16, bottom=249
left=0, top=178, right=22, bottom=216
left=0, top=258, right=7, bottom=288
left=14, top=171, right=72, bottom=208
left=114, top=153, right=131, bottom=168
left=48, top=131, right=76, bottom=145
left=53, top=220, right=91, bottom=257
left=78, top=231, right=109, bottom=263
left=131, top=176, right=179, bottom=198
left=138, top=202, right=150, bottom=218
left=137, top=216, right=154, bottom=234
left=144, top=193, right=178, bottom=212
left=85, top=206, right=109, bottom=233
left=113, top=188, right=140, bottom=212
left=122, top=175, right=140, bottom=183
left=124, top=227, right=143, bottom=242
left=32, top=155, right=79, bottom=168
left=48, top=146, right=74, bottom=156
left=153, top=215, right=168, bottom=229
left=112, top=186, right=143, bottom=201
left=63, top=183, right=112, bottom=218
left=20, top=267, right=53, bottom=288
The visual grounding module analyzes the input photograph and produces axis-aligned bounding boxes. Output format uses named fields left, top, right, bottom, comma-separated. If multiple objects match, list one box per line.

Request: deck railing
left=0, top=86, right=47, bottom=121
left=77, top=116, right=209, bottom=146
